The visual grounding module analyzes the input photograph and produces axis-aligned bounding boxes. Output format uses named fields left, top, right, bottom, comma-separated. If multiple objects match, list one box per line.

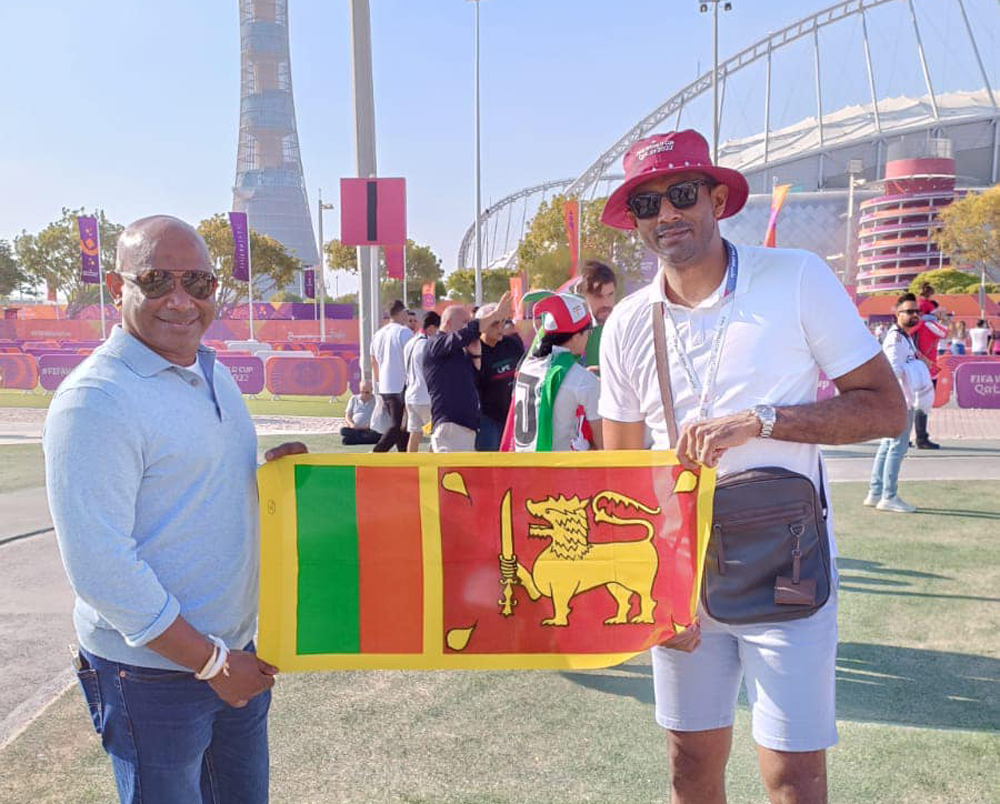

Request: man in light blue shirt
left=44, top=215, right=304, bottom=804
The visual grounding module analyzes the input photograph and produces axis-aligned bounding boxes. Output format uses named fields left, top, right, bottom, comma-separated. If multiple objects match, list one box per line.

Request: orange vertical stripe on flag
left=356, top=466, right=424, bottom=653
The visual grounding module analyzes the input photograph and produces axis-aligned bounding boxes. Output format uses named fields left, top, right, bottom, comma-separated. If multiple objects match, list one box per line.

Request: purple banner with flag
left=77, top=216, right=100, bottom=284
left=304, top=268, right=316, bottom=299
left=228, top=211, right=250, bottom=281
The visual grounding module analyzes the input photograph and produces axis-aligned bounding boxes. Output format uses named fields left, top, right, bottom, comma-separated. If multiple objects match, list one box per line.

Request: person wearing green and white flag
left=513, top=293, right=602, bottom=452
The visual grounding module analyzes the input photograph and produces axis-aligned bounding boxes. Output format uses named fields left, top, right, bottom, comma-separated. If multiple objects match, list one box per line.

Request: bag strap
left=651, top=302, right=680, bottom=447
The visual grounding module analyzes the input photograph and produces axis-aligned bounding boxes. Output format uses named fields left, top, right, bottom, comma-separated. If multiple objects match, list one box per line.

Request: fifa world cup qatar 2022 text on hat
left=600, top=129, right=749, bottom=230
left=535, top=293, right=593, bottom=336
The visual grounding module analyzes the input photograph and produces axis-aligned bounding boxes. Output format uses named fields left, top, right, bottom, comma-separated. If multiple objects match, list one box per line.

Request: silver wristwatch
left=751, top=404, right=777, bottom=439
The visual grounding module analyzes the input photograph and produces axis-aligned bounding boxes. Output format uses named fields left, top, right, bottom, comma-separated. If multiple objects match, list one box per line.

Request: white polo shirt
left=370, top=321, right=413, bottom=394
left=599, top=245, right=880, bottom=552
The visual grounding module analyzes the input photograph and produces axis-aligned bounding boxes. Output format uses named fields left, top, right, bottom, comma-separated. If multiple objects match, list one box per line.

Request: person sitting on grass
left=340, top=380, right=380, bottom=445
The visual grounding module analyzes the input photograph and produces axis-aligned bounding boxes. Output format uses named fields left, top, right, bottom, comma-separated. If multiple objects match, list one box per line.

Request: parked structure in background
left=856, top=138, right=961, bottom=292
left=233, top=0, right=319, bottom=292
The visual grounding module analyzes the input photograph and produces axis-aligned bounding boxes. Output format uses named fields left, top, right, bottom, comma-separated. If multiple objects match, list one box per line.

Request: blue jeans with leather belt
left=76, top=645, right=270, bottom=804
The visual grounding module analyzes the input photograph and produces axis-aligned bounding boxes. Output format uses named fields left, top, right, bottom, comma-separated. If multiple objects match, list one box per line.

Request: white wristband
left=195, top=635, right=229, bottom=681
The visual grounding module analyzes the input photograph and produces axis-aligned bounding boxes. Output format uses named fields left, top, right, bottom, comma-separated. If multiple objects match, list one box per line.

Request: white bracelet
left=195, top=635, right=229, bottom=681
left=194, top=645, right=218, bottom=679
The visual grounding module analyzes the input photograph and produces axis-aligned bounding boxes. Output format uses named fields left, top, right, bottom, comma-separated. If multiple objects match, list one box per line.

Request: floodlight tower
left=698, top=1, right=733, bottom=164
left=233, top=0, right=319, bottom=280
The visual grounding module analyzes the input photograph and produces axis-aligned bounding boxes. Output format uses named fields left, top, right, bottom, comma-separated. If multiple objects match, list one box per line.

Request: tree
left=270, top=290, right=304, bottom=303
left=326, top=238, right=445, bottom=308
left=324, top=238, right=358, bottom=273
left=934, top=187, right=1000, bottom=276
left=14, top=208, right=122, bottom=312
left=908, top=268, right=998, bottom=296
left=445, top=268, right=517, bottom=303
left=515, top=194, right=644, bottom=290
left=0, top=240, right=27, bottom=298
left=197, top=214, right=302, bottom=316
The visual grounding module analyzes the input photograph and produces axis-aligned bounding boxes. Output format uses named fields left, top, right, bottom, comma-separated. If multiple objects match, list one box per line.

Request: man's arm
left=425, top=320, right=481, bottom=360
left=674, top=353, right=906, bottom=470
left=602, top=419, right=646, bottom=450
left=344, top=396, right=357, bottom=428
left=371, top=355, right=380, bottom=384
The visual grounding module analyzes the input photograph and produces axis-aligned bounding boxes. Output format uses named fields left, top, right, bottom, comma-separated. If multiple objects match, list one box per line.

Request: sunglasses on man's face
left=627, top=179, right=712, bottom=219
left=120, top=269, right=218, bottom=300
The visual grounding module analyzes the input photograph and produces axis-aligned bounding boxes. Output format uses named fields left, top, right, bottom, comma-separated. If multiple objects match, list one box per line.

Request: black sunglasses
left=627, top=179, right=712, bottom=219
left=120, top=269, right=218, bottom=300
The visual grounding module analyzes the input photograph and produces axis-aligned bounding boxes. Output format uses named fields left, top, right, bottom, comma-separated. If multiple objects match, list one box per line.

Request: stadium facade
left=232, top=0, right=319, bottom=281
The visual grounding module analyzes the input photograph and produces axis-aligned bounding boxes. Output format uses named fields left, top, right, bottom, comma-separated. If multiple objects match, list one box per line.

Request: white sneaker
left=863, top=492, right=879, bottom=507
left=876, top=496, right=917, bottom=513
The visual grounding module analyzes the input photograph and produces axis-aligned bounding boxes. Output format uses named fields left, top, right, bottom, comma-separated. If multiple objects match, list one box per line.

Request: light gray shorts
left=651, top=594, right=839, bottom=752
left=405, top=403, right=431, bottom=433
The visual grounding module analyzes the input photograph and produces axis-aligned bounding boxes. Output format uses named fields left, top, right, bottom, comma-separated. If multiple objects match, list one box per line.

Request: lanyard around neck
left=660, top=241, right=738, bottom=422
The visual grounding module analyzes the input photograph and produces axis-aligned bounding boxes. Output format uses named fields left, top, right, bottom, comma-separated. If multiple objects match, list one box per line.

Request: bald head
left=116, top=215, right=210, bottom=274
left=440, top=305, right=472, bottom=333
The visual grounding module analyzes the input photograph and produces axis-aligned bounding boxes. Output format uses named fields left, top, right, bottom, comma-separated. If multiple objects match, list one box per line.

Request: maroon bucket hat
left=600, top=129, right=749, bottom=230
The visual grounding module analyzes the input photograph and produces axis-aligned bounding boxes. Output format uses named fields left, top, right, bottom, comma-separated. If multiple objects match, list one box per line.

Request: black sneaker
left=916, top=440, right=941, bottom=450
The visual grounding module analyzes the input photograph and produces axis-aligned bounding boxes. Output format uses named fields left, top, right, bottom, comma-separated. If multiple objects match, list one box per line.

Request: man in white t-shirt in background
left=513, top=293, right=602, bottom=452
left=969, top=319, right=992, bottom=355
left=402, top=311, right=440, bottom=452
left=370, top=299, right=413, bottom=452
left=597, top=130, right=905, bottom=804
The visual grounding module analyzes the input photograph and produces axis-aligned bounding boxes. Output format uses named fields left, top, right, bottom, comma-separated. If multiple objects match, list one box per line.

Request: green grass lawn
left=2, top=480, right=997, bottom=804
left=0, top=443, right=45, bottom=493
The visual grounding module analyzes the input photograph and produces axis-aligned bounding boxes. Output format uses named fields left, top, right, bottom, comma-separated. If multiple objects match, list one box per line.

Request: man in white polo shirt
left=598, top=130, right=905, bottom=804
left=370, top=299, right=413, bottom=452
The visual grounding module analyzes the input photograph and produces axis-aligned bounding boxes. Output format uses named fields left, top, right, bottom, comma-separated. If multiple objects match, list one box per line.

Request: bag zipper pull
left=789, top=524, right=804, bottom=584
left=713, top=523, right=726, bottom=575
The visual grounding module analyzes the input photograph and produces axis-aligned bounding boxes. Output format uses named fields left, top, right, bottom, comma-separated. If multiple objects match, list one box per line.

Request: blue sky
left=1, top=0, right=995, bottom=294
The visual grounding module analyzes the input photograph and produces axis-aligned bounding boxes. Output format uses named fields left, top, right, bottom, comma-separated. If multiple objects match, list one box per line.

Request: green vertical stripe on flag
left=295, top=465, right=360, bottom=654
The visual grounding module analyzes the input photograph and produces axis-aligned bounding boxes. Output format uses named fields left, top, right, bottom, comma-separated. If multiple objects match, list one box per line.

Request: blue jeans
left=475, top=414, right=503, bottom=451
left=77, top=646, right=270, bottom=804
left=869, top=408, right=916, bottom=500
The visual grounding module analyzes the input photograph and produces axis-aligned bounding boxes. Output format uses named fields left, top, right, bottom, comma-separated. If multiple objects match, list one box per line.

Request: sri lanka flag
left=257, top=451, right=715, bottom=671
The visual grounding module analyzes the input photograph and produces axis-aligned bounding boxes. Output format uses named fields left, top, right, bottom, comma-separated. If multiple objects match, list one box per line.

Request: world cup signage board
left=340, top=178, right=406, bottom=247
left=954, top=361, right=1000, bottom=409
left=257, top=450, right=715, bottom=671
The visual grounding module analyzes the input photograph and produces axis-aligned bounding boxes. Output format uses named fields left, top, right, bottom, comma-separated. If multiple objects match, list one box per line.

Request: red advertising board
left=217, top=355, right=266, bottom=395
left=265, top=356, right=348, bottom=397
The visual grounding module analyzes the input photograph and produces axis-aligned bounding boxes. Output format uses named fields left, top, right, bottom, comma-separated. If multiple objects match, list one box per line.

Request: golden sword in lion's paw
left=498, top=489, right=518, bottom=617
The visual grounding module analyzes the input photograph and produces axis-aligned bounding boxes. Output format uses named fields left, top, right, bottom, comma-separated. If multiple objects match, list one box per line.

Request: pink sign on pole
left=38, top=354, right=89, bottom=392
left=954, top=361, right=1000, bottom=409
left=340, top=178, right=406, bottom=246
left=216, top=355, right=265, bottom=395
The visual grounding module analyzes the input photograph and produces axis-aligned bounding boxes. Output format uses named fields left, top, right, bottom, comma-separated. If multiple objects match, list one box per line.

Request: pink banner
left=0, top=354, right=39, bottom=389
left=954, top=360, right=1000, bottom=409
left=265, top=356, right=347, bottom=397
left=217, top=355, right=265, bottom=395
left=340, top=177, right=406, bottom=246
left=38, top=354, right=88, bottom=391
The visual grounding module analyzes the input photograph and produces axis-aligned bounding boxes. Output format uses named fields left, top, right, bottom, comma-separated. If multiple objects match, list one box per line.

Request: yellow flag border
left=257, top=450, right=715, bottom=671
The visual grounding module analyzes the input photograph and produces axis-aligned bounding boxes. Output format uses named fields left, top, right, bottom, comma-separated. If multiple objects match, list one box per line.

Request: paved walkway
left=2, top=404, right=999, bottom=749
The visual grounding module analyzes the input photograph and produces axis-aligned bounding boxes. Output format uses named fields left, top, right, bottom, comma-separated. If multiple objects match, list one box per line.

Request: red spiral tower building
left=855, top=139, right=961, bottom=293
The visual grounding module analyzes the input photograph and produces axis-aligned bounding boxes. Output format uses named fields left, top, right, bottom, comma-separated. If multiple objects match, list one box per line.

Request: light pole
left=699, top=1, right=732, bottom=164
left=844, top=159, right=864, bottom=284
left=469, top=0, right=483, bottom=304
left=317, top=189, right=334, bottom=342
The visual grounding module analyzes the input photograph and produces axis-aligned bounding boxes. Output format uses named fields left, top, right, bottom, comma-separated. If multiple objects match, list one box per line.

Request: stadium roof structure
left=457, top=0, right=998, bottom=272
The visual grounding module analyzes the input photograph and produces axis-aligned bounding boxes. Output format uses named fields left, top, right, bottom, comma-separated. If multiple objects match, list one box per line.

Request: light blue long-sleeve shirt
left=43, top=326, right=259, bottom=670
